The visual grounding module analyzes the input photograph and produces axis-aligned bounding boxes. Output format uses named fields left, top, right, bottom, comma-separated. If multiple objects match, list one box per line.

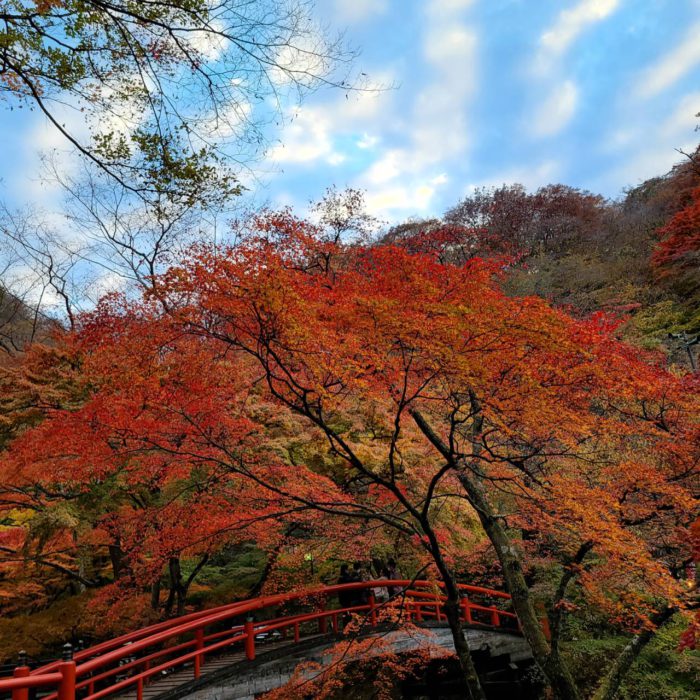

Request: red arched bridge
left=0, top=580, right=536, bottom=700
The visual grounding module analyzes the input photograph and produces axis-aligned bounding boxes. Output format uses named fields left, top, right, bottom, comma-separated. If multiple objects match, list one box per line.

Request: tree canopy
left=1, top=211, right=697, bottom=698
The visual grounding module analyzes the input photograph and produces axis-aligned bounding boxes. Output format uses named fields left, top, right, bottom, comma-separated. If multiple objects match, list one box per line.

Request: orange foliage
left=0, top=212, right=697, bottom=682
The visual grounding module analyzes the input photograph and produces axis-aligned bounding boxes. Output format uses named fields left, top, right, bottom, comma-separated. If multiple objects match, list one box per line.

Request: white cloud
left=413, top=12, right=477, bottom=164
left=19, top=106, right=88, bottom=206
left=201, top=100, right=252, bottom=139
left=266, top=1, right=476, bottom=219
left=357, top=133, right=379, bottom=149
left=332, top=0, right=388, bottom=24
left=327, top=152, right=347, bottom=166
left=663, top=92, right=700, bottom=134
left=364, top=150, right=403, bottom=185
left=271, top=32, right=335, bottom=89
left=535, top=0, right=620, bottom=71
left=424, top=25, right=477, bottom=84
left=364, top=176, right=449, bottom=217
left=85, top=271, right=128, bottom=305
left=634, top=22, right=700, bottom=99
left=347, top=1, right=477, bottom=216
left=179, top=20, right=226, bottom=61
left=369, top=20, right=476, bottom=177
left=267, top=82, right=393, bottom=166
left=530, top=80, right=578, bottom=137
left=267, top=107, right=337, bottom=164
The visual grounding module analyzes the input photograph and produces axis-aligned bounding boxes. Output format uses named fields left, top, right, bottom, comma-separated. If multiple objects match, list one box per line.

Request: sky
left=1, top=0, right=699, bottom=225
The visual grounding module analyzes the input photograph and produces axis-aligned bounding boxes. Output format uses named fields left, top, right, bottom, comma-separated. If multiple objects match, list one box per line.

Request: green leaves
left=1, top=1, right=351, bottom=208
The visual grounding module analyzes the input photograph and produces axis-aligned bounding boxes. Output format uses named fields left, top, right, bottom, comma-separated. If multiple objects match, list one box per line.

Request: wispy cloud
left=267, top=85, right=391, bottom=166
left=364, top=174, right=450, bottom=217
left=267, top=107, right=337, bottom=164
left=634, top=21, right=700, bottom=99
left=530, top=80, right=578, bottom=137
left=535, top=0, right=620, bottom=72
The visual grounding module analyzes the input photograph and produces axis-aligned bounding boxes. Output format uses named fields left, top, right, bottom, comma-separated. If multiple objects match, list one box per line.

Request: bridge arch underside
left=147, top=624, right=535, bottom=700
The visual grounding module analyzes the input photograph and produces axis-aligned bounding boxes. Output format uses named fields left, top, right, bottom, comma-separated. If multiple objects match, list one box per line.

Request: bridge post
left=58, top=644, right=76, bottom=700
left=318, top=596, right=328, bottom=634
left=12, top=652, right=30, bottom=700
left=490, top=606, right=500, bottom=627
left=244, top=617, right=255, bottom=661
left=461, top=599, right=473, bottom=624
left=368, top=593, right=377, bottom=626
left=194, top=628, right=204, bottom=678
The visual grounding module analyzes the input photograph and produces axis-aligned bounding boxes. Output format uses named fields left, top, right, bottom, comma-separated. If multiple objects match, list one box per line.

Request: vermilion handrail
left=0, top=580, right=522, bottom=700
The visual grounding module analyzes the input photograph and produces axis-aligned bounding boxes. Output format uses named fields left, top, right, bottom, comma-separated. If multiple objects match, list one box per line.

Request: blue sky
left=1, top=0, right=700, bottom=224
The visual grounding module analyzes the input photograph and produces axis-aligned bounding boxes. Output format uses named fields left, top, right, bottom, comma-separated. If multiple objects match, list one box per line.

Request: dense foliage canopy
left=1, top=203, right=698, bottom=698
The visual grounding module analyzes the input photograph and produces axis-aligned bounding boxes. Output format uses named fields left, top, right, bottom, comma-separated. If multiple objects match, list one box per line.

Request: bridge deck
left=133, top=626, right=533, bottom=700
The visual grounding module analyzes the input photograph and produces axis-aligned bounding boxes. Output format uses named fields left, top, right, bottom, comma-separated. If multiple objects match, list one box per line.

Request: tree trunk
left=108, top=543, right=125, bottom=580
left=591, top=607, right=675, bottom=700
left=443, top=595, right=486, bottom=700
left=247, top=545, right=282, bottom=598
left=165, top=556, right=181, bottom=616
left=165, top=554, right=209, bottom=617
left=176, top=585, right=187, bottom=616
left=410, top=406, right=581, bottom=700
left=422, top=524, right=487, bottom=700
left=455, top=467, right=581, bottom=700
left=150, top=579, right=161, bottom=610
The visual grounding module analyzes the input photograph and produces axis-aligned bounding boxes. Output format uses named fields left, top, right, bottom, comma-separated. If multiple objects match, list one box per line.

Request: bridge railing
left=0, top=580, right=522, bottom=700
